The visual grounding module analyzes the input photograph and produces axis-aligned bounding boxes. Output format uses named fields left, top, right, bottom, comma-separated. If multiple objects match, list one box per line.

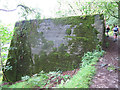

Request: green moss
left=57, top=50, right=104, bottom=88
left=38, top=19, right=43, bottom=24
left=66, top=28, right=71, bottom=35
left=94, top=28, right=100, bottom=35
left=4, top=20, right=40, bottom=82
left=42, top=41, right=54, bottom=50
left=47, top=27, right=51, bottom=30
left=99, top=14, right=104, bottom=21
left=53, top=15, right=94, bottom=26
left=54, top=15, right=100, bottom=58
left=58, top=44, right=68, bottom=52
left=32, top=43, right=80, bottom=72
left=5, top=14, right=104, bottom=82
left=46, top=15, right=101, bottom=72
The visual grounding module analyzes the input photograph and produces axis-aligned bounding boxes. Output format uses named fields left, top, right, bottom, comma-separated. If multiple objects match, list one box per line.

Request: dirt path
left=90, top=36, right=119, bottom=88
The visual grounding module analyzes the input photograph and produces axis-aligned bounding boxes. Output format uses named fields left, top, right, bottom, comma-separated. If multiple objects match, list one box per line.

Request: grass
left=1, top=71, right=49, bottom=88
left=57, top=50, right=104, bottom=88
left=1, top=71, right=69, bottom=88
left=57, top=65, right=96, bottom=88
left=1, top=50, right=104, bottom=88
left=107, top=65, right=116, bottom=71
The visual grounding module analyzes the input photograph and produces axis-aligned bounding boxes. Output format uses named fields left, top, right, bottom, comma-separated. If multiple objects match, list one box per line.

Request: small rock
left=99, top=58, right=103, bottom=62
left=108, top=64, right=111, bottom=66
left=101, top=64, right=108, bottom=67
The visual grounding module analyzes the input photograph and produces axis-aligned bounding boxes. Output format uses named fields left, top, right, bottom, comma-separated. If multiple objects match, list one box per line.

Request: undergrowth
left=1, top=49, right=105, bottom=88
left=57, top=50, right=105, bottom=88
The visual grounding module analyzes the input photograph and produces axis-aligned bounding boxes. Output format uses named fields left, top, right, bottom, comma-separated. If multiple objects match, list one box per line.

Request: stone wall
left=4, top=14, right=105, bottom=82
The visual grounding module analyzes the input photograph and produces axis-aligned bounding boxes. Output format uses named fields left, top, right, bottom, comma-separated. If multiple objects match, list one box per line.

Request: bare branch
left=0, top=4, right=34, bottom=12
left=0, top=8, right=17, bottom=12
left=68, top=3, right=77, bottom=15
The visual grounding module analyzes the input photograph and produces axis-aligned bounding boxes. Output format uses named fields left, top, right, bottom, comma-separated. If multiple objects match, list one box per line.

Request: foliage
left=107, top=65, right=116, bottom=71
left=106, top=16, right=118, bottom=25
left=54, top=15, right=99, bottom=54
left=105, top=42, right=109, bottom=48
left=107, top=30, right=114, bottom=36
left=66, top=28, right=71, bottom=35
left=2, top=71, right=49, bottom=88
left=0, top=24, right=14, bottom=86
left=1, top=70, right=70, bottom=88
left=18, top=5, right=41, bottom=20
left=0, top=0, right=41, bottom=21
left=21, top=75, right=30, bottom=81
left=57, top=49, right=105, bottom=88
left=56, top=1, right=119, bottom=25
left=3, top=15, right=102, bottom=82
left=1, top=49, right=105, bottom=88
left=81, top=50, right=104, bottom=67
left=35, top=11, right=41, bottom=19
left=44, top=71, right=71, bottom=88
left=0, top=24, right=13, bottom=66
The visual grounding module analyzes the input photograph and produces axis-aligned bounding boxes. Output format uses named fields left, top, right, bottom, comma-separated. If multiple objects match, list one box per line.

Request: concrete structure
left=4, top=14, right=105, bottom=82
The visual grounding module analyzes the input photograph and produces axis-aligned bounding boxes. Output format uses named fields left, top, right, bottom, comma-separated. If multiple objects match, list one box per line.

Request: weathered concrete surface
left=94, top=15, right=105, bottom=45
left=4, top=14, right=105, bottom=82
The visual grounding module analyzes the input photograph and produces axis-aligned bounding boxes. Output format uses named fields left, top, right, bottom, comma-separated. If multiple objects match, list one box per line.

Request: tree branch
left=0, top=4, right=33, bottom=12
left=0, top=8, right=17, bottom=12
left=68, top=3, right=77, bottom=15
left=104, top=3, right=119, bottom=19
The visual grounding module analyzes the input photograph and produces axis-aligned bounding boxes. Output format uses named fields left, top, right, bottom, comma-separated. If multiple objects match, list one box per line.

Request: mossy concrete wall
left=4, top=14, right=105, bottom=82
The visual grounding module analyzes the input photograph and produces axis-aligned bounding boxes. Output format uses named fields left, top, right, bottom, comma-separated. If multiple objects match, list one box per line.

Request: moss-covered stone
left=4, top=14, right=105, bottom=82
left=66, top=28, right=71, bottom=35
left=4, top=20, right=40, bottom=82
